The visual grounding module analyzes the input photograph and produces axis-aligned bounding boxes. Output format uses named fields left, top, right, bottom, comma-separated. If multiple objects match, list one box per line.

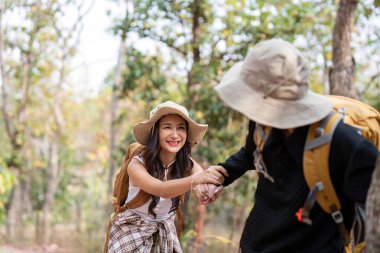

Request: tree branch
left=0, top=6, right=15, bottom=142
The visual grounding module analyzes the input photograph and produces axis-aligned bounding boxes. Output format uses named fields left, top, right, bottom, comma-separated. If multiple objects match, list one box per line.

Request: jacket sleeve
left=219, top=121, right=257, bottom=187
left=331, top=122, right=378, bottom=204
left=343, top=137, right=378, bottom=204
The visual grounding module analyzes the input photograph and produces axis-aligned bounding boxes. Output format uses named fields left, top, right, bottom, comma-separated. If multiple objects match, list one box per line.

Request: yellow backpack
left=254, top=95, right=380, bottom=253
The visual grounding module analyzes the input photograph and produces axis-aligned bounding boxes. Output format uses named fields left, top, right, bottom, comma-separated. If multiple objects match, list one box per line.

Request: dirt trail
left=0, top=245, right=71, bottom=253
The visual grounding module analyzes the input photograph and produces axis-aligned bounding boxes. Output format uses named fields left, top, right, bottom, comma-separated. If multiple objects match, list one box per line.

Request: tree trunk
left=187, top=0, right=202, bottom=107
left=107, top=89, right=118, bottom=201
left=6, top=177, right=23, bottom=240
left=3, top=50, right=32, bottom=242
left=6, top=172, right=31, bottom=240
left=38, top=139, right=59, bottom=244
left=75, top=198, right=83, bottom=233
left=329, top=0, right=358, bottom=98
left=366, top=155, right=380, bottom=252
left=107, top=33, right=126, bottom=202
left=193, top=204, right=206, bottom=252
left=321, top=44, right=330, bottom=95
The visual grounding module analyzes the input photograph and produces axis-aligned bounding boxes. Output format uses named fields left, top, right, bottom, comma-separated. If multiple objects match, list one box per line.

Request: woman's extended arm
left=191, top=158, right=204, bottom=174
left=127, top=159, right=227, bottom=198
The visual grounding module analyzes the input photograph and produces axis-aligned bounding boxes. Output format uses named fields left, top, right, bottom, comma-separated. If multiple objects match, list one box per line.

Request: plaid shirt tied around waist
left=107, top=209, right=182, bottom=253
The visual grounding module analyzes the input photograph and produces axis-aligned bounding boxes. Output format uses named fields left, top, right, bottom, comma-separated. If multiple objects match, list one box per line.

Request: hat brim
left=215, top=62, right=332, bottom=129
left=133, top=107, right=208, bottom=147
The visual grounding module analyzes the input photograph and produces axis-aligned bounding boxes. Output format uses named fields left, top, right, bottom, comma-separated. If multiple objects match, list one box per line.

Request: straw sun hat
left=133, top=101, right=208, bottom=147
left=215, top=38, right=332, bottom=129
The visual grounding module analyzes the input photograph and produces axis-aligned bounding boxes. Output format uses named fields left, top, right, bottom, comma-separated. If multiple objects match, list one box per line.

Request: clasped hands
left=194, top=165, right=227, bottom=205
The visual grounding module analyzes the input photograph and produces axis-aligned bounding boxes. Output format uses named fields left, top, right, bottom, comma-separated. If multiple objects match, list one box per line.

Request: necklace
left=163, top=160, right=176, bottom=181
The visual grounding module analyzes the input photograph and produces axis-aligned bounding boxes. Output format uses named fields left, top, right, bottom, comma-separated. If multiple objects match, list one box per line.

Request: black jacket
left=220, top=120, right=378, bottom=253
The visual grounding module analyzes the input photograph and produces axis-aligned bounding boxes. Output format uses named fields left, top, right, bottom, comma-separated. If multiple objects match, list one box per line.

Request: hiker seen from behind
left=105, top=101, right=227, bottom=253
left=201, top=39, right=379, bottom=253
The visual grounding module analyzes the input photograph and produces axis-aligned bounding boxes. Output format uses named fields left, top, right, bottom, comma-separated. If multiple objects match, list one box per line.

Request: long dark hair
left=142, top=117, right=193, bottom=218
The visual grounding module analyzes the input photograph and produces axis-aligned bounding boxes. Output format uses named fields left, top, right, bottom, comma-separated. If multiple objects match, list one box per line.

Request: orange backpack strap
left=176, top=194, right=185, bottom=239
left=253, top=124, right=275, bottom=183
left=117, top=190, right=152, bottom=213
left=299, top=111, right=350, bottom=246
left=112, top=142, right=144, bottom=210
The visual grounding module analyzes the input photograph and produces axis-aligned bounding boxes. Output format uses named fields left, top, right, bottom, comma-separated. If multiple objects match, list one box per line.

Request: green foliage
left=0, top=167, right=15, bottom=223
left=192, top=85, right=246, bottom=163
left=121, top=48, right=168, bottom=102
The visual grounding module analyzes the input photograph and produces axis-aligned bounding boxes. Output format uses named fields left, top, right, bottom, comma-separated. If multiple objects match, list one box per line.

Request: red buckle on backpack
left=295, top=207, right=312, bottom=225
left=295, top=207, right=305, bottom=222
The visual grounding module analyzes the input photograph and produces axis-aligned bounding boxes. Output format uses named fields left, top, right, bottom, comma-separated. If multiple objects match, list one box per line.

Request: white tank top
left=125, top=155, right=174, bottom=221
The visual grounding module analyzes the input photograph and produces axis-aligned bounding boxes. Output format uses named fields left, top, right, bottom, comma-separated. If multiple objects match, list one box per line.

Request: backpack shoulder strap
left=115, top=142, right=151, bottom=213
left=300, top=111, right=350, bottom=246
left=303, top=112, right=342, bottom=213
left=117, top=190, right=151, bottom=213
left=176, top=194, right=185, bottom=238
left=112, top=142, right=144, bottom=210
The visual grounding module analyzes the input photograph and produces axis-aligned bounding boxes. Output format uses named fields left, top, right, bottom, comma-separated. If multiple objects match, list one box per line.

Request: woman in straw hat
left=106, top=101, right=227, bottom=253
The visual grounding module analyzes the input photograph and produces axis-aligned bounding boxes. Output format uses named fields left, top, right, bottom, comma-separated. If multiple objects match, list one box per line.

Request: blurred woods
left=0, top=0, right=380, bottom=252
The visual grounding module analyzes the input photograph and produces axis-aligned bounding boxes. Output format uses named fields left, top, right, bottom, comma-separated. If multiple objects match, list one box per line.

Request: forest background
left=1, top=0, right=380, bottom=252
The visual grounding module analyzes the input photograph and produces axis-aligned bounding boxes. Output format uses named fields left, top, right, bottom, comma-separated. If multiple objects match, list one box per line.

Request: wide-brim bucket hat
left=133, top=101, right=208, bottom=147
left=215, top=39, right=332, bottom=129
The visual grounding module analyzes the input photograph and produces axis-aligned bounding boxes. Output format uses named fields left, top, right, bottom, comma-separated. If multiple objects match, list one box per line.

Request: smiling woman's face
left=158, top=114, right=187, bottom=155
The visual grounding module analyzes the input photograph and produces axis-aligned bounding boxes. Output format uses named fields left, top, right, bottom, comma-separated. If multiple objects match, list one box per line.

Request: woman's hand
left=207, top=184, right=223, bottom=203
left=193, top=165, right=228, bottom=186
left=195, top=183, right=224, bottom=204
left=194, top=184, right=210, bottom=204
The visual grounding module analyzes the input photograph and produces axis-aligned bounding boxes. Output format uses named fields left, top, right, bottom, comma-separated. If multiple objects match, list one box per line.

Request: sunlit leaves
left=120, top=48, right=168, bottom=101
left=0, top=168, right=15, bottom=221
